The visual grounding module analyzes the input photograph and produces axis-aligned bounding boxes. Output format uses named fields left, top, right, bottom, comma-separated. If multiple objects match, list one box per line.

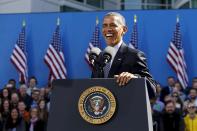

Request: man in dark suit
left=160, top=76, right=175, bottom=102
left=93, top=12, right=156, bottom=98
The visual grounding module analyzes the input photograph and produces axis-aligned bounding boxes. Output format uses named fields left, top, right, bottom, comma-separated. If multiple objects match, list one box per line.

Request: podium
left=47, top=78, right=153, bottom=131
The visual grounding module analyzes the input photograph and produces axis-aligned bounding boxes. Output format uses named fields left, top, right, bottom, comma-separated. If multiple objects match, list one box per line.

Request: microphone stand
left=91, top=53, right=105, bottom=78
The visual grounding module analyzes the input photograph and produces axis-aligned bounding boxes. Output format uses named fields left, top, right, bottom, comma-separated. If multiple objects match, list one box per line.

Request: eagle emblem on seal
left=89, top=96, right=106, bottom=115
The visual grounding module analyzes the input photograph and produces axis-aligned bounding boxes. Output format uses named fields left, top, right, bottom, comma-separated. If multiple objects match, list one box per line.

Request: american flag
left=10, top=21, right=28, bottom=83
left=85, top=17, right=101, bottom=67
left=167, top=16, right=188, bottom=88
left=44, top=18, right=67, bottom=80
left=129, top=15, right=138, bottom=49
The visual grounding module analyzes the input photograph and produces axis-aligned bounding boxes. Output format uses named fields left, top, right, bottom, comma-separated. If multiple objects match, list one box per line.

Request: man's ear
left=123, top=26, right=128, bottom=34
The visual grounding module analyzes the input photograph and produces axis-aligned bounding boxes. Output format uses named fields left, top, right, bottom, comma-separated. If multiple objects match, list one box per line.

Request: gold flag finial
left=134, top=14, right=137, bottom=23
left=57, top=17, right=60, bottom=26
left=176, top=15, right=179, bottom=23
left=22, top=20, right=26, bottom=27
left=96, top=16, right=99, bottom=25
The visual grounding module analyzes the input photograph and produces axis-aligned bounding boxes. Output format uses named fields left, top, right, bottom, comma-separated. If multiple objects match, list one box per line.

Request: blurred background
left=0, top=0, right=197, bottom=13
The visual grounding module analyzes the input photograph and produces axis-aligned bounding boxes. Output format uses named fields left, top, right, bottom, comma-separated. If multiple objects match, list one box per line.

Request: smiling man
left=101, top=12, right=156, bottom=98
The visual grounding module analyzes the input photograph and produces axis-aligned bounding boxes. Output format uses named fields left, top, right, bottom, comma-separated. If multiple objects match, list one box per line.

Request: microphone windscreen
left=90, top=47, right=101, bottom=56
left=103, top=46, right=116, bottom=57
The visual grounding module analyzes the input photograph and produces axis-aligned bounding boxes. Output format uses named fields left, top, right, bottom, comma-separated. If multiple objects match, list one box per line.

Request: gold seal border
left=78, top=86, right=116, bottom=124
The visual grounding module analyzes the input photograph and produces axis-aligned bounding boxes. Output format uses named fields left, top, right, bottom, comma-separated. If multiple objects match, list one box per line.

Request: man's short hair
left=164, top=100, right=175, bottom=106
left=29, top=76, right=38, bottom=84
left=19, top=84, right=27, bottom=89
left=190, top=88, right=197, bottom=93
left=192, top=77, right=197, bottom=83
left=167, top=76, right=175, bottom=79
left=104, top=12, right=126, bottom=26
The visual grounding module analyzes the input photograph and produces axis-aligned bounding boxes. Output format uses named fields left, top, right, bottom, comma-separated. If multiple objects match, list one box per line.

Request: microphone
left=89, top=47, right=101, bottom=65
left=91, top=46, right=115, bottom=78
left=102, top=46, right=116, bottom=65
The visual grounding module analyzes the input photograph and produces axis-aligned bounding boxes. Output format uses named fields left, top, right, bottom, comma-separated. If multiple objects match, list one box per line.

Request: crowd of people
left=0, top=77, right=51, bottom=131
left=0, top=76, right=197, bottom=131
left=152, top=76, right=197, bottom=131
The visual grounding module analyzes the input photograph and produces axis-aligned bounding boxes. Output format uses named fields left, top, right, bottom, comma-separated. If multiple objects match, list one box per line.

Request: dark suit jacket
left=27, top=119, right=45, bottom=131
left=160, top=86, right=171, bottom=102
left=160, top=111, right=185, bottom=131
left=93, top=42, right=156, bottom=98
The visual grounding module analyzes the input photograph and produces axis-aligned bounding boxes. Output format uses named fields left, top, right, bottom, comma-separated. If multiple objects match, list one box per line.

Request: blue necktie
left=104, top=62, right=111, bottom=78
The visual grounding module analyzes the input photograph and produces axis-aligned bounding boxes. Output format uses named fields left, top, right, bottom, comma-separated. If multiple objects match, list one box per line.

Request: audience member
left=28, top=107, right=45, bottom=131
left=18, top=101, right=30, bottom=123
left=27, top=77, right=38, bottom=96
left=0, top=99, right=10, bottom=124
left=152, top=108, right=161, bottom=131
left=151, top=96, right=164, bottom=113
left=160, top=101, right=185, bottom=131
left=4, top=108, right=26, bottom=131
left=0, top=112, right=3, bottom=131
left=7, top=79, right=16, bottom=89
left=38, top=99, right=48, bottom=122
left=184, top=102, right=197, bottom=131
left=156, top=83, right=162, bottom=97
left=39, top=88, right=46, bottom=101
left=171, top=92, right=183, bottom=110
left=173, top=82, right=186, bottom=102
left=1, top=88, right=10, bottom=100
left=160, top=76, right=176, bottom=102
left=19, top=84, right=32, bottom=110
left=30, top=89, right=40, bottom=108
left=184, top=88, right=197, bottom=112
left=10, top=93, right=19, bottom=108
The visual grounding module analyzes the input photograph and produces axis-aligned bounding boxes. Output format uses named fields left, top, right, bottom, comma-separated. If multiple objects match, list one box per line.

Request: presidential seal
left=78, top=86, right=116, bottom=124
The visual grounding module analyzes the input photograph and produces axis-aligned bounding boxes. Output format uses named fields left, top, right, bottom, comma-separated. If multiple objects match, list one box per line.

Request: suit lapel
left=108, top=42, right=127, bottom=77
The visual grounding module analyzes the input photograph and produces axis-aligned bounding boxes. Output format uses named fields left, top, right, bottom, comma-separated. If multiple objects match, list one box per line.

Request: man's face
left=156, top=84, right=162, bottom=94
left=3, top=100, right=9, bottom=110
left=192, top=82, right=197, bottom=89
left=8, top=80, right=16, bottom=87
left=3, top=89, right=9, bottom=97
left=29, top=78, right=36, bottom=87
left=187, top=103, right=196, bottom=114
left=11, top=93, right=19, bottom=103
left=11, top=109, right=18, bottom=120
left=19, top=85, right=27, bottom=96
left=174, top=83, right=181, bottom=91
left=39, top=100, right=46, bottom=109
left=189, top=90, right=197, bottom=99
left=167, top=78, right=175, bottom=87
left=165, top=102, right=175, bottom=114
left=18, top=102, right=26, bottom=111
left=32, top=91, right=40, bottom=101
left=102, top=15, right=127, bottom=47
left=31, top=108, right=38, bottom=119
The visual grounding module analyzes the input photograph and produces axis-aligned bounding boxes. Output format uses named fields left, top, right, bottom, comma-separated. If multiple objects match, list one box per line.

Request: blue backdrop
left=0, top=9, right=197, bottom=88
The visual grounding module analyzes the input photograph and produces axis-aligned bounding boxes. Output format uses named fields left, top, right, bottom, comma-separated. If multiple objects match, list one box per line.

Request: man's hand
left=114, top=72, right=138, bottom=86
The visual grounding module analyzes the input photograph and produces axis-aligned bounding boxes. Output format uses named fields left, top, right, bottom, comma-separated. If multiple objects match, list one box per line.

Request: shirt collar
left=108, top=39, right=122, bottom=66
left=113, top=39, right=122, bottom=53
